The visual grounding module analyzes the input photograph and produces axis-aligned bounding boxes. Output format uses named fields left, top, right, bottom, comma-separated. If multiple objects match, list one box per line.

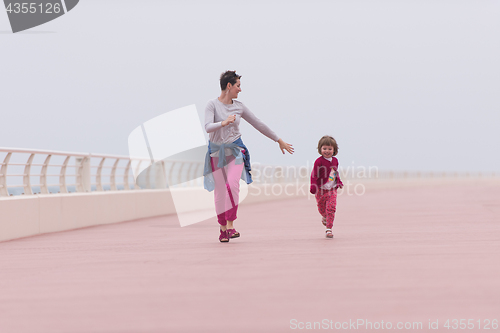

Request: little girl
left=310, top=135, right=343, bottom=238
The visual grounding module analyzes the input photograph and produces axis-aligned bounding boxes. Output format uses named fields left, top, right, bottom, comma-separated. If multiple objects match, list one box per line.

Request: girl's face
left=227, top=79, right=241, bottom=99
left=321, top=145, right=334, bottom=158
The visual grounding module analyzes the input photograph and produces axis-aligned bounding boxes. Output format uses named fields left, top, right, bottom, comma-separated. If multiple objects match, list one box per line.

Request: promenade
left=1, top=179, right=499, bottom=333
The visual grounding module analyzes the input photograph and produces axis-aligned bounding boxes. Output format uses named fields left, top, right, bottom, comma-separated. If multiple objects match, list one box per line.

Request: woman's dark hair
left=317, top=135, right=339, bottom=156
left=220, top=70, right=241, bottom=90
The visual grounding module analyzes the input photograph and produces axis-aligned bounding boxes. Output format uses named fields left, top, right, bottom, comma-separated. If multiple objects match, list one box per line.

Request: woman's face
left=227, top=79, right=241, bottom=99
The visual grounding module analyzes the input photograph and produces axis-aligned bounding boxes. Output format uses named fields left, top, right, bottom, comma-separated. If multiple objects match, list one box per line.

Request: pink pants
left=315, top=189, right=338, bottom=229
left=210, top=154, right=244, bottom=226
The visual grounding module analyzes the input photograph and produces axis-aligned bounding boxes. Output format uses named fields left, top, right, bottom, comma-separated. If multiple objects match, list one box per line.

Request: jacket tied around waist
left=203, top=137, right=253, bottom=192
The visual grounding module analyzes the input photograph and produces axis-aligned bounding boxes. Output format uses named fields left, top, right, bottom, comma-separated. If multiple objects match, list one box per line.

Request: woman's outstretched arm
left=241, top=104, right=293, bottom=154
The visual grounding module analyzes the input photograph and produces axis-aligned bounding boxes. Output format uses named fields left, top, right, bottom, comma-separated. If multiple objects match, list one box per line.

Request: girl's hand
left=222, top=115, right=236, bottom=127
left=278, top=138, right=294, bottom=155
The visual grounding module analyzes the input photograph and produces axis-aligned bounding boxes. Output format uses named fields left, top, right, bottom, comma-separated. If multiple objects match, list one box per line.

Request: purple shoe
left=227, top=228, right=240, bottom=239
left=219, top=229, right=229, bottom=242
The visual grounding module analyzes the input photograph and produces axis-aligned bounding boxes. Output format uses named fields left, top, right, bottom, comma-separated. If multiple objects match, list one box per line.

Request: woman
left=204, top=70, right=294, bottom=242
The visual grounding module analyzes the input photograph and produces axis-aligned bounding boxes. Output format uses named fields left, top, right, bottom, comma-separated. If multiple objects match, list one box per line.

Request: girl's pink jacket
left=310, top=156, right=344, bottom=194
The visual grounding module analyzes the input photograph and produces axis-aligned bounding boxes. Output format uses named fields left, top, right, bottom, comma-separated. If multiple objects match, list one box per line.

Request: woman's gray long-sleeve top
left=204, top=98, right=279, bottom=157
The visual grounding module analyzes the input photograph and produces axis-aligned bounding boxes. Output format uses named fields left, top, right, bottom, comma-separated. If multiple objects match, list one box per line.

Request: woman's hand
left=278, top=138, right=294, bottom=155
left=222, top=115, right=236, bottom=127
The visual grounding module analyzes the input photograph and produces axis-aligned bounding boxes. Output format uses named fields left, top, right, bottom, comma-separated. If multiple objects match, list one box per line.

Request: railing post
left=157, top=160, right=167, bottom=189
left=133, top=160, right=142, bottom=190
left=82, top=156, right=91, bottom=192
left=274, top=166, right=283, bottom=184
left=110, top=158, right=120, bottom=191
left=23, top=154, right=35, bottom=195
left=194, top=163, right=203, bottom=187
left=59, top=156, right=70, bottom=193
left=186, top=162, right=195, bottom=187
left=123, top=160, right=132, bottom=190
left=94, top=157, right=105, bottom=191
left=40, top=155, right=52, bottom=194
left=145, top=164, right=151, bottom=189
left=0, top=153, right=12, bottom=197
left=76, top=156, right=91, bottom=192
left=177, top=162, right=183, bottom=187
left=169, top=162, right=176, bottom=187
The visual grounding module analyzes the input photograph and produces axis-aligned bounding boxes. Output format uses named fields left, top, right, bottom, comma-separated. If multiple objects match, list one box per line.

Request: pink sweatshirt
left=310, top=156, right=344, bottom=194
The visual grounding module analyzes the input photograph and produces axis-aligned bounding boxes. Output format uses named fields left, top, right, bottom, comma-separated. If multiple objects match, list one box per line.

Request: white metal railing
left=0, top=148, right=308, bottom=197
left=0, top=148, right=152, bottom=197
left=2, top=147, right=496, bottom=197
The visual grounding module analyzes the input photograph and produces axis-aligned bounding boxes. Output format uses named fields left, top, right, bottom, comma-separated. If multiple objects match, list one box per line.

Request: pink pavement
left=0, top=180, right=499, bottom=333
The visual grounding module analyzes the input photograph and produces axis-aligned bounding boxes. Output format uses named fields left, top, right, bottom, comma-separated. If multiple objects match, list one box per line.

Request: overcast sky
left=1, top=0, right=499, bottom=172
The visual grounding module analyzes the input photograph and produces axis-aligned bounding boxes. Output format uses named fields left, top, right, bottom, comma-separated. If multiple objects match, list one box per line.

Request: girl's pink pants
left=210, top=154, right=244, bottom=226
left=315, top=188, right=338, bottom=229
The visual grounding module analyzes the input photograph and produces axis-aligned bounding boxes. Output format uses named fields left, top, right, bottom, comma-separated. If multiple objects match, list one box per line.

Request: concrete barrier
left=0, top=182, right=310, bottom=242
left=3, top=178, right=496, bottom=242
left=0, top=190, right=176, bottom=242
